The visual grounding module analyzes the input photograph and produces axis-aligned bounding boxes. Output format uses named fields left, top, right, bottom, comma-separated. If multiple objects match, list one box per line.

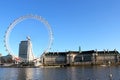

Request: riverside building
left=42, top=49, right=120, bottom=66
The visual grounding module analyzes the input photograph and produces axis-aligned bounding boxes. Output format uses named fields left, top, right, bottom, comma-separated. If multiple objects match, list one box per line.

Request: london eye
left=4, top=14, right=53, bottom=59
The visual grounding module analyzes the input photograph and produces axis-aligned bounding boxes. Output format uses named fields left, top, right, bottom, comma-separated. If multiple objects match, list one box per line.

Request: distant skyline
left=0, top=0, right=120, bottom=57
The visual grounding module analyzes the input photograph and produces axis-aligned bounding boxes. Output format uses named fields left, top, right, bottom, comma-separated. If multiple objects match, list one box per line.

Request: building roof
left=44, top=52, right=68, bottom=56
left=97, top=50, right=119, bottom=55
left=69, top=50, right=95, bottom=54
left=44, top=50, right=120, bottom=56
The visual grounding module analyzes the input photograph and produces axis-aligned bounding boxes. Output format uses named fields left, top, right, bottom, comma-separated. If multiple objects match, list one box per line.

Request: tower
left=19, top=36, right=34, bottom=62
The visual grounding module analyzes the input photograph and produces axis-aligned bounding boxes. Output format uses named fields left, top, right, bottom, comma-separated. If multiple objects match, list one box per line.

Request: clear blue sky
left=0, top=0, right=120, bottom=57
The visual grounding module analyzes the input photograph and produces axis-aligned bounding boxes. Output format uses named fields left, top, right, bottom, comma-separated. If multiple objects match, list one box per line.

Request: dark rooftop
left=44, top=50, right=120, bottom=56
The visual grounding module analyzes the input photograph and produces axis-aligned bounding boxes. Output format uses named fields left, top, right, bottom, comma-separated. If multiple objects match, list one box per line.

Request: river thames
left=0, top=66, right=120, bottom=80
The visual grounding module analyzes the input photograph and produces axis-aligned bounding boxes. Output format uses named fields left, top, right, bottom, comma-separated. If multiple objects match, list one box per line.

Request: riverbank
left=1, top=63, right=120, bottom=68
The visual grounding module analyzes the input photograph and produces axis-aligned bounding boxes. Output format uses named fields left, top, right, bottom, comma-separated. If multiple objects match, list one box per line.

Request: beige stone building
left=42, top=52, right=67, bottom=66
left=42, top=49, right=120, bottom=66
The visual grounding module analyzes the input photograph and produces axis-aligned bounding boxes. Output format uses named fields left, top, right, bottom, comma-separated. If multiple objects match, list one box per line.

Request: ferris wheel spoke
left=4, top=14, right=53, bottom=59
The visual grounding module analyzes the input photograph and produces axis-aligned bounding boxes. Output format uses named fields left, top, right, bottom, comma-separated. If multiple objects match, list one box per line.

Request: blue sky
left=0, top=0, right=120, bottom=57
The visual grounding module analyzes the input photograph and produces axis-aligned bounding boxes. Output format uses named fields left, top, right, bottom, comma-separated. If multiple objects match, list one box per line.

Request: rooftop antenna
left=27, top=36, right=31, bottom=41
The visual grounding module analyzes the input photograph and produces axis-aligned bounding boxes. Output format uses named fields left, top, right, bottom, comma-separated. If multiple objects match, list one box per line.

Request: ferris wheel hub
left=4, top=14, right=53, bottom=57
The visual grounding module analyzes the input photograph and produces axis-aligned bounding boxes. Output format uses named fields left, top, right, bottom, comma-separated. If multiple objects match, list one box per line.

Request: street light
left=0, top=53, right=1, bottom=64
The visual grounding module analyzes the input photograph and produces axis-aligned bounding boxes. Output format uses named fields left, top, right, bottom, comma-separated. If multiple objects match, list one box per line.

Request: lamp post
left=0, top=53, right=1, bottom=64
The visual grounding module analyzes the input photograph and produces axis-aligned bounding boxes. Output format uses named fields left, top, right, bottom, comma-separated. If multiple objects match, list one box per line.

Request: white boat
left=100, top=64, right=107, bottom=67
left=2, top=63, right=14, bottom=67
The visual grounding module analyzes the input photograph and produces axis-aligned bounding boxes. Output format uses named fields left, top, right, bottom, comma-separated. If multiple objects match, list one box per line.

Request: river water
left=0, top=66, right=120, bottom=80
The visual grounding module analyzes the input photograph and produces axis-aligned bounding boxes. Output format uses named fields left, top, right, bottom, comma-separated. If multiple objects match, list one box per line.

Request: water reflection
left=0, top=66, right=120, bottom=80
left=17, top=68, right=33, bottom=80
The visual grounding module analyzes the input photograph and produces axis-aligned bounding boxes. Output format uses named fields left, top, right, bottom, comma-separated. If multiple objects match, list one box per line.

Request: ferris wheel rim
left=4, top=14, right=53, bottom=57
